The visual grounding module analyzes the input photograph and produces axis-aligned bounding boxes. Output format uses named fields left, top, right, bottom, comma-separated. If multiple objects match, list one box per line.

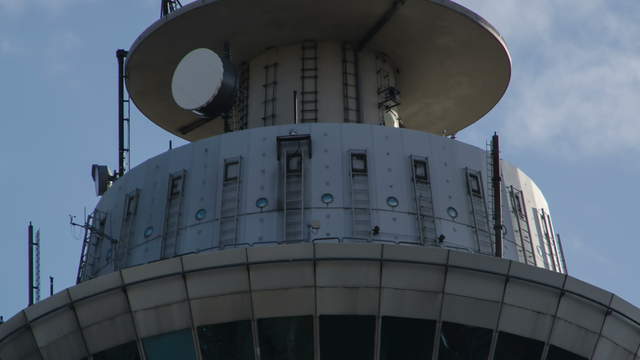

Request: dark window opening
left=351, top=153, right=368, bottom=174
left=510, top=191, right=525, bottom=218
left=93, top=341, right=140, bottom=360
left=468, top=174, right=482, bottom=198
left=169, top=176, right=183, bottom=198
left=494, top=331, right=544, bottom=360
left=124, top=193, right=138, bottom=219
left=258, top=316, right=314, bottom=360
left=286, top=153, right=303, bottom=174
left=546, top=345, right=588, bottom=360
left=413, top=160, right=429, bottom=183
left=515, top=193, right=525, bottom=217
left=438, top=322, right=492, bottom=360
left=320, top=315, right=375, bottom=360
left=224, top=161, right=240, bottom=181
left=380, top=317, right=435, bottom=360
left=143, top=329, right=197, bottom=360
left=198, top=321, right=255, bottom=360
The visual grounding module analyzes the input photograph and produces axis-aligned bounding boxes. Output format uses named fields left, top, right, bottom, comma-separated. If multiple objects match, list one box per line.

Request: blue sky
left=1, top=0, right=639, bottom=320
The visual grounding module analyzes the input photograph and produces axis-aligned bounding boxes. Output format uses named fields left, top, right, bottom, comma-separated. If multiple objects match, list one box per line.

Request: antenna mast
left=27, top=223, right=40, bottom=306
left=116, top=49, right=130, bottom=178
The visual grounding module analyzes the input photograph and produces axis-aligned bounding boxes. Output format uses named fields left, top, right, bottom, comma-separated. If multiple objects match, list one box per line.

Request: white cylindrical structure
left=80, top=123, right=564, bottom=280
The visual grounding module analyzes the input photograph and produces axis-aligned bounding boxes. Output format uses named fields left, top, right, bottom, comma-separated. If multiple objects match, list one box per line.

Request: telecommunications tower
left=1, top=0, right=639, bottom=359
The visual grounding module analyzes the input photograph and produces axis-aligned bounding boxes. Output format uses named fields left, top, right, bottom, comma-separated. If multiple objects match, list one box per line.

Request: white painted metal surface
left=80, top=123, right=564, bottom=279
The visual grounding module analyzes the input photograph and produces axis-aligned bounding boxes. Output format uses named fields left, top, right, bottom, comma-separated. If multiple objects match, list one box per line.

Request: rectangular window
left=380, top=317, right=435, bottom=360
left=224, top=161, right=240, bottom=181
left=169, top=175, right=184, bottom=198
left=93, top=341, right=140, bottom=360
left=258, top=316, right=314, bottom=360
left=351, top=153, right=368, bottom=174
left=510, top=190, right=525, bottom=218
left=198, top=321, right=255, bottom=360
left=286, top=153, right=303, bottom=174
left=468, top=173, right=482, bottom=198
left=320, top=315, right=375, bottom=360
left=143, top=329, right=197, bottom=360
left=413, top=159, right=429, bottom=183
left=123, top=191, right=139, bottom=221
left=439, top=322, right=492, bottom=360
left=515, top=193, right=525, bottom=217
left=494, top=331, right=543, bottom=360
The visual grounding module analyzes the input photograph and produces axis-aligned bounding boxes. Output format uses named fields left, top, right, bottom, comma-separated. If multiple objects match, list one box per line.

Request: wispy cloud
left=457, top=0, right=640, bottom=158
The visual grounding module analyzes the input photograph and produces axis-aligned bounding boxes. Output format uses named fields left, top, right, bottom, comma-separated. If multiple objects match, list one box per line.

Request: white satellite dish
left=171, top=48, right=236, bottom=119
left=171, top=48, right=224, bottom=111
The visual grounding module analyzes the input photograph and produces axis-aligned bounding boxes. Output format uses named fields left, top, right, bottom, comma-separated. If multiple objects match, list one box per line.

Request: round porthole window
left=144, top=226, right=154, bottom=238
left=447, top=207, right=458, bottom=219
left=256, top=197, right=269, bottom=209
left=321, top=193, right=334, bottom=205
left=195, top=209, right=207, bottom=221
left=386, top=196, right=399, bottom=208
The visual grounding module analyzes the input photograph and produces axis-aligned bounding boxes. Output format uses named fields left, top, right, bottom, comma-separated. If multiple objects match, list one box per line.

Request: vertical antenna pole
left=28, top=222, right=34, bottom=306
left=116, top=49, right=129, bottom=178
left=35, top=229, right=40, bottom=303
left=50, top=276, right=54, bottom=296
left=293, top=91, right=299, bottom=124
left=491, top=132, right=503, bottom=258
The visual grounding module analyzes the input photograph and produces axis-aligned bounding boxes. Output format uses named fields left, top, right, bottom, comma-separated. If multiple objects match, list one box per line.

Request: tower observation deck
left=1, top=1, right=639, bottom=360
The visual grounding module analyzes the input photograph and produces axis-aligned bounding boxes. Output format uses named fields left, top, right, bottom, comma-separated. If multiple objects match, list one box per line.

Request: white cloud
left=457, top=0, right=640, bottom=158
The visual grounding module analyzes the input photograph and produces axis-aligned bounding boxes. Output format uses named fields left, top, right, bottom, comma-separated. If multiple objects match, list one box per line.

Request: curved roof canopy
left=126, top=0, right=512, bottom=141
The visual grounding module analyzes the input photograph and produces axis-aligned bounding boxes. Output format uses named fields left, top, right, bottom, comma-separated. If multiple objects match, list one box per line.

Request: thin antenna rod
left=28, top=222, right=34, bottom=306
left=293, top=90, right=299, bottom=124
left=49, top=276, right=54, bottom=296
left=491, top=132, right=503, bottom=258
left=35, top=229, right=40, bottom=302
left=117, top=49, right=129, bottom=178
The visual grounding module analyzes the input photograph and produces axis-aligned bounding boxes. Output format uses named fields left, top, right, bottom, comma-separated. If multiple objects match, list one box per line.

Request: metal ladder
left=541, top=209, right=560, bottom=272
left=262, top=63, right=278, bottom=126
left=342, top=42, right=360, bottom=123
left=219, top=159, right=242, bottom=247
left=300, top=40, right=318, bottom=122
left=375, top=53, right=400, bottom=125
left=508, top=187, right=537, bottom=266
left=350, top=151, right=372, bottom=239
left=161, top=171, right=186, bottom=258
left=485, top=142, right=496, bottom=241
left=283, top=151, right=305, bottom=242
left=410, top=156, right=437, bottom=244
left=76, top=212, right=95, bottom=282
left=115, top=190, right=139, bottom=270
left=465, top=169, right=494, bottom=255
left=235, top=62, right=250, bottom=130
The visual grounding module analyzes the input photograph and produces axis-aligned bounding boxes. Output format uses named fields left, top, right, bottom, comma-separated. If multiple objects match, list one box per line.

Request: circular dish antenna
left=171, top=48, right=237, bottom=119
left=172, top=48, right=224, bottom=111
